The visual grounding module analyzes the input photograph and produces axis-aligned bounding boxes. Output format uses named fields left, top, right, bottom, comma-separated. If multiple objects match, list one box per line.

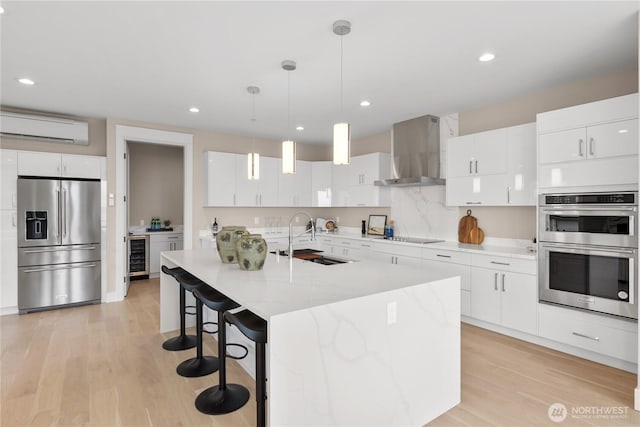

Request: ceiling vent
left=0, top=111, right=89, bottom=145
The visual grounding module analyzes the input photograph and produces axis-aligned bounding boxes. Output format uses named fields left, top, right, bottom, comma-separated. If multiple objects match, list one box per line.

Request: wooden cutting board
left=458, top=209, right=477, bottom=243
left=468, top=226, right=485, bottom=244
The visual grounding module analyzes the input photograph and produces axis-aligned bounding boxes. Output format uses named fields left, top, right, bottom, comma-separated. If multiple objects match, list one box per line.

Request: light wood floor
left=1, top=279, right=638, bottom=426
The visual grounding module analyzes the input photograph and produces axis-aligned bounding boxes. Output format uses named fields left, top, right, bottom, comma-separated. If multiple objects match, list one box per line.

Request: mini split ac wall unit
left=0, top=111, right=89, bottom=145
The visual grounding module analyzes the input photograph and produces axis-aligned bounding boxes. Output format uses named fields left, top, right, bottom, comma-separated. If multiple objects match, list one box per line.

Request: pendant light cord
left=340, top=35, right=344, bottom=115
left=287, top=70, right=291, bottom=138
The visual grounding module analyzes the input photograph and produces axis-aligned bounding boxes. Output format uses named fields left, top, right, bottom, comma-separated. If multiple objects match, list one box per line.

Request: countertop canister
left=216, top=226, right=248, bottom=263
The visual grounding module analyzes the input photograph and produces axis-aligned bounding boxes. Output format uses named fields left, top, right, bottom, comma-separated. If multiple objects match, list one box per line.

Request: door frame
left=114, top=125, right=193, bottom=301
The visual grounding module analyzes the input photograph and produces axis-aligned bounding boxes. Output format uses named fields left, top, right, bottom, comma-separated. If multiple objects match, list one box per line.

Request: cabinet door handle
left=260, top=194, right=262, bottom=205
left=507, top=187, right=511, bottom=204
left=12, top=192, right=17, bottom=208
left=494, top=272, right=498, bottom=291
left=490, top=261, right=510, bottom=266
left=501, top=273, right=506, bottom=292
left=469, top=160, right=472, bottom=174
left=578, top=139, right=584, bottom=157
left=12, top=212, right=16, bottom=227
left=589, top=137, right=594, bottom=156
left=474, top=160, right=478, bottom=174
left=436, top=254, right=451, bottom=258
left=466, top=201, right=482, bottom=205
left=572, top=332, right=599, bottom=341
left=233, top=194, right=236, bottom=206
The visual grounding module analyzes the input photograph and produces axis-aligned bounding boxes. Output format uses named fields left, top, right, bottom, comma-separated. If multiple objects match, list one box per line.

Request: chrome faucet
left=288, top=212, right=315, bottom=259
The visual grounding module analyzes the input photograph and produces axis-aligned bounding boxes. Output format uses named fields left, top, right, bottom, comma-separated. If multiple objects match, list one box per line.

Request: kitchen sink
left=269, top=249, right=353, bottom=265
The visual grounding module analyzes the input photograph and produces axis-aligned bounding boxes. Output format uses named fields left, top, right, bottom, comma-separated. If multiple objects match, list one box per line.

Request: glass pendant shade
left=333, top=122, right=351, bottom=165
left=282, top=140, right=296, bottom=174
left=247, top=152, right=260, bottom=180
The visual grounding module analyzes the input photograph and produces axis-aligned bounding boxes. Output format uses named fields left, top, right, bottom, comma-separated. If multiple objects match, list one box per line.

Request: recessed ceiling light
left=188, top=107, right=200, bottom=113
left=0, top=6, right=5, bottom=14
left=296, top=126, right=304, bottom=131
left=360, top=100, right=371, bottom=107
left=478, top=53, right=495, bottom=62
left=18, top=77, right=35, bottom=85
left=618, top=129, right=628, bottom=134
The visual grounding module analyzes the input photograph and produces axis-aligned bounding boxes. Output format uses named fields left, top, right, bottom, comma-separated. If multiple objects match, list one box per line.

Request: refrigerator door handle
left=56, top=187, right=61, bottom=238
left=23, top=263, right=98, bottom=273
left=23, top=246, right=96, bottom=254
left=62, top=188, right=67, bottom=238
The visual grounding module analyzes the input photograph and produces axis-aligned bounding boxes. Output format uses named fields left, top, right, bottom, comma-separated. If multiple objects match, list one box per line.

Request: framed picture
left=368, top=215, right=387, bottom=236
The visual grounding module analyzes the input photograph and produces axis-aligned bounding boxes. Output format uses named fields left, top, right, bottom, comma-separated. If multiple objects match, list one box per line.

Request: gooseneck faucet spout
left=288, top=212, right=315, bottom=259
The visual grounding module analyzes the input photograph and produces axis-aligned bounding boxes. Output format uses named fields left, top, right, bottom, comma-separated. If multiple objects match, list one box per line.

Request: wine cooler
left=128, top=235, right=149, bottom=278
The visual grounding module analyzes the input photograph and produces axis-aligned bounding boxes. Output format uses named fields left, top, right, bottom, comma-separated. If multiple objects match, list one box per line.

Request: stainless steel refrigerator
left=17, top=177, right=101, bottom=314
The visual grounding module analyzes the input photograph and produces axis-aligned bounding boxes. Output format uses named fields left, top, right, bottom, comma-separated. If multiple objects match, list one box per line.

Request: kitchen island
left=160, top=248, right=460, bottom=426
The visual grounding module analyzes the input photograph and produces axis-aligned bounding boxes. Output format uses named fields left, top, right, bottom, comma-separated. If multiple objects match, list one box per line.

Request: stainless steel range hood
left=374, top=114, right=445, bottom=187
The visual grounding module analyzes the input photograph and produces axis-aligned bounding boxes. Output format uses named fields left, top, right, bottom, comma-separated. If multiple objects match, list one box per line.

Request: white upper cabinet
left=332, top=152, right=390, bottom=207
left=506, top=123, right=536, bottom=205
left=204, top=151, right=388, bottom=207
left=447, top=124, right=535, bottom=206
left=311, top=161, right=332, bottom=207
left=235, top=155, right=278, bottom=207
left=204, top=151, right=237, bottom=206
left=537, top=93, right=639, bottom=192
left=1, top=150, right=18, bottom=210
left=17, top=151, right=102, bottom=179
left=447, top=129, right=507, bottom=178
left=278, top=159, right=311, bottom=207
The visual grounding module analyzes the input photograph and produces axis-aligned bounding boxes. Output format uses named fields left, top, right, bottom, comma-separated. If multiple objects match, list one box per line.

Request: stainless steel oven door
left=539, top=242, right=637, bottom=319
left=539, top=206, right=637, bottom=248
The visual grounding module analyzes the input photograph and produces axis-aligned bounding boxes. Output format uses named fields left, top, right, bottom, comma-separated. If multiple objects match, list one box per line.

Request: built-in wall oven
left=538, top=192, right=638, bottom=319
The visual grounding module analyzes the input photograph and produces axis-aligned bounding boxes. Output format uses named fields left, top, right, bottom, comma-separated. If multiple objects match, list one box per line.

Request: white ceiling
left=1, top=1, right=638, bottom=145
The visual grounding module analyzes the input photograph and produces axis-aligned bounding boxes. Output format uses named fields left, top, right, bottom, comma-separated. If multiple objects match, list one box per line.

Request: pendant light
left=247, top=86, right=260, bottom=180
left=281, top=60, right=297, bottom=174
left=332, top=19, right=351, bottom=165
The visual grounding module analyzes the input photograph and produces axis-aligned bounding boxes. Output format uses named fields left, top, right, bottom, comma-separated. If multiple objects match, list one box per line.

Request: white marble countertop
left=162, top=248, right=457, bottom=320
left=199, top=227, right=537, bottom=260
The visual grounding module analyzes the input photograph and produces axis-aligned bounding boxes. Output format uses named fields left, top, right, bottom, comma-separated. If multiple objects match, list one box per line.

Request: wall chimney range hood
left=374, top=114, right=445, bottom=187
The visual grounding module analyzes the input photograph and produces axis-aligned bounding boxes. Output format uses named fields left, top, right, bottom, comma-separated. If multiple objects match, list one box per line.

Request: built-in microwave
left=538, top=192, right=637, bottom=248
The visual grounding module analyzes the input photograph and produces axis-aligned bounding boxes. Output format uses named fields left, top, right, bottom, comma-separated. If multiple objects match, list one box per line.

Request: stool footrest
left=203, top=321, right=218, bottom=335
left=225, top=343, right=249, bottom=360
left=184, top=305, right=197, bottom=316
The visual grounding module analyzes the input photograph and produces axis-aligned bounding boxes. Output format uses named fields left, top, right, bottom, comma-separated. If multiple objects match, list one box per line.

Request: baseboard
left=105, top=291, right=123, bottom=303
left=461, top=316, right=638, bottom=374
left=0, top=306, right=18, bottom=316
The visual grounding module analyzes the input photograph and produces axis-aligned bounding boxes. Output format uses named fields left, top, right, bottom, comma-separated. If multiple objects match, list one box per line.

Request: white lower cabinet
left=150, top=233, right=183, bottom=275
left=0, top=210, right=18, bottom=311
left=470, top=255, right=537, bottom=335
left=370, top=242, right=423, bottom=267
left=423, top=249, right=471, bottom=316
left=319, top=237, right=372, bottom=260
left=538, top=303, right=638, bottom=363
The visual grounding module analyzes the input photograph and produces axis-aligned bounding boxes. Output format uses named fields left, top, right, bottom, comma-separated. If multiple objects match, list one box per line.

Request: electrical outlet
left=254, top=216, right=259, bottom=225
left=387, top=302, right=397, bottom=325
left=295, top=217, right=299, bottom=223
left=336, top=216, right=340, bottom=223
left=139, top=219, right=144, bottom=226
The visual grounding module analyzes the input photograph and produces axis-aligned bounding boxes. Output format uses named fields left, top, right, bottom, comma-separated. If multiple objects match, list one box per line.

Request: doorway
left=115, top=125, right=193, bottom=301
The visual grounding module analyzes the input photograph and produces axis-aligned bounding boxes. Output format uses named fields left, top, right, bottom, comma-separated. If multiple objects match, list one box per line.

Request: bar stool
left=194, top=287, right=250, bottom=415
left=175, top=274, right=220, bottom=377
left=220, top=310, right=267, bottom=427
left=160, top=265, right=196, bottom=351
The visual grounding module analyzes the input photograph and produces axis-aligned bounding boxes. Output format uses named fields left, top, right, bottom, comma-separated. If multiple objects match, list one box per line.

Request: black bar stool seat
left=161, top=265, right=196, bottom=351
left=194, top=287, right=251, bottom=415
left=221, top=310, right=268, bottom=427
